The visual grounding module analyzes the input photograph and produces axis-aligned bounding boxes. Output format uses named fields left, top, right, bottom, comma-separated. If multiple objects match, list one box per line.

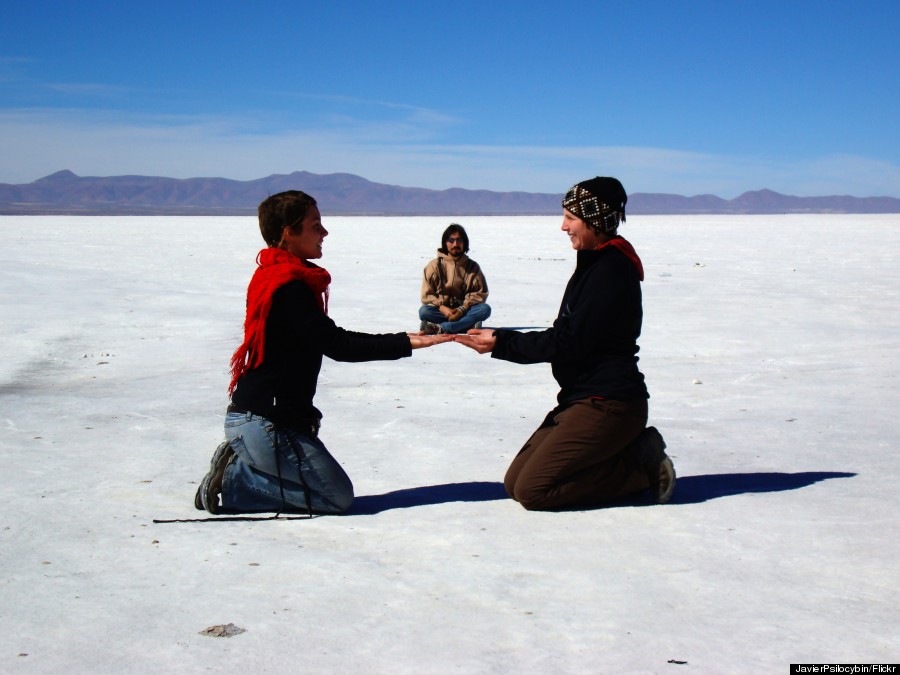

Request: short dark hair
left=258, top=190, right=318, bottom=247
left=439, top=223, right=469, bottom=254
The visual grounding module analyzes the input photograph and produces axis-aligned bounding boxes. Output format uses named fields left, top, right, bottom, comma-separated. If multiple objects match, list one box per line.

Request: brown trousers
left=504, top=397, right=650, bottom=510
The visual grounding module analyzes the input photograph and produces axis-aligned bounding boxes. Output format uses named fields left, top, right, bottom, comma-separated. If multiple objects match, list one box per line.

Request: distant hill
left=1, top=170, right=898, bottom=215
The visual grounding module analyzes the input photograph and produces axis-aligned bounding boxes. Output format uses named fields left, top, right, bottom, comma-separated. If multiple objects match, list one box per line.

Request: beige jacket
left=421, top=250, right=489, bottom=310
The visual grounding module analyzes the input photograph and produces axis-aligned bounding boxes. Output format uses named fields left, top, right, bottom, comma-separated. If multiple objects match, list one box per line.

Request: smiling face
left=281, top=205, right=327, bottom=259
left=561, top=207, right=604, bottom=250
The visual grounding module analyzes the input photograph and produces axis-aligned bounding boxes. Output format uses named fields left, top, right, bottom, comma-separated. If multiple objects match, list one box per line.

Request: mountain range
left=1, top=170, right=898, bottom=215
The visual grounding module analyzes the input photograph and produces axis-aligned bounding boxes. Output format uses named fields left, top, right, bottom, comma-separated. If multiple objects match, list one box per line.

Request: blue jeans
left=418, top=303, right=491, bottom=334
left=222, top=411, right=353, bottom=514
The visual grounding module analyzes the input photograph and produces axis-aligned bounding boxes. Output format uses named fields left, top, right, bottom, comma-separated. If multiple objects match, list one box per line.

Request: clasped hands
left=439, top=304, right=465, bottom=322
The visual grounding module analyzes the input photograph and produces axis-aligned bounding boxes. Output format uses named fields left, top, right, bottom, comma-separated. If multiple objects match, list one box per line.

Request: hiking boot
left=194, top=441, right=227, bottom=510
left=421, top=321, right=444, bottom=335
left=195, top=440, right=235, bottom=514
left=630, top=426, right=676, bottom=504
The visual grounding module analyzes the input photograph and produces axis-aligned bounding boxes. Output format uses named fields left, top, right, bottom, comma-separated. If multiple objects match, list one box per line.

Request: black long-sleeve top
left=492, top=246, right=648, bottom=405
left=231, top=280, right=412, bottom=426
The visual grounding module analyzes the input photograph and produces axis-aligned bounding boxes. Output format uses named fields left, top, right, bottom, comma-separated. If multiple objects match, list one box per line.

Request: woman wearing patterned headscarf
left=456, top=176, right=675, bottom=510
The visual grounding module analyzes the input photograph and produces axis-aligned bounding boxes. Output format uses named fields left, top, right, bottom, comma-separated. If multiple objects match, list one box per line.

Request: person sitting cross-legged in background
left=419, top=224, right=491, bottom=335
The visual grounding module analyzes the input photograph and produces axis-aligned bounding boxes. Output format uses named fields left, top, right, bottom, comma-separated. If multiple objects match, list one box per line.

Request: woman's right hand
left=453, top=329, right=496, bottom=354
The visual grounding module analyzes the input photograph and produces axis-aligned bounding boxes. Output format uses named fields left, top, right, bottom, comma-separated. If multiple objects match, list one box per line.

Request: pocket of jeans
left=225, top=412, right=246, bottom=429
left=225, top=433, right=250, bottom=463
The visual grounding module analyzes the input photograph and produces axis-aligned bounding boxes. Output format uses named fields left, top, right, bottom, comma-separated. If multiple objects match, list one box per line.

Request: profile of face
left=446, top=231, right=465, bottom=257
left=280, top=205, right=328, bottom=259
left=561, top=208, right=602, bottom=251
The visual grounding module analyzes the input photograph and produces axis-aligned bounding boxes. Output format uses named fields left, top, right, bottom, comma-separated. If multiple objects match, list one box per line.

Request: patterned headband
left=562, top=182, right=626, bottom=234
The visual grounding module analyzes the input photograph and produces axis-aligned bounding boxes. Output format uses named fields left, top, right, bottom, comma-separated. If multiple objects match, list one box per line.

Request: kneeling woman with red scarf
left=196, top=191, right=450, bottom=515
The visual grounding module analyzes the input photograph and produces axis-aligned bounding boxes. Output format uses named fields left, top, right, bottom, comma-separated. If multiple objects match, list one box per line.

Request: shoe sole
left=197, top=441, right=234, bottom=514
left=655, top=455, right=676, bottom=504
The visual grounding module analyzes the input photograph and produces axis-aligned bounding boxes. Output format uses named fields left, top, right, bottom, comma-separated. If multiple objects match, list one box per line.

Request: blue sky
left=2, top=1, right=898, bottom=197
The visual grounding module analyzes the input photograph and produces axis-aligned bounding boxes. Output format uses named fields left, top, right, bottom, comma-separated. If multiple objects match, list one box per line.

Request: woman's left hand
left=408, top=333, right=454, bottom=349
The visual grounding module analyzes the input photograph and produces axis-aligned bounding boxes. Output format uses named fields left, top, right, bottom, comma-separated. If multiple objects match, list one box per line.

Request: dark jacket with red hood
left=491, top=238, right=648, bottom=405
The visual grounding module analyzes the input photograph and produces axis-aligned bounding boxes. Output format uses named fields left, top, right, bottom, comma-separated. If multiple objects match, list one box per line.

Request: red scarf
left=595, top=236, right=644, bottom=281
left=228, top=248, right=331, bottom=395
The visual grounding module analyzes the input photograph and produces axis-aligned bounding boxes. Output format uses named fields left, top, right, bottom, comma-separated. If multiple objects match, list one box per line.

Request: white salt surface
left=0, top=213, right=898, bottom=672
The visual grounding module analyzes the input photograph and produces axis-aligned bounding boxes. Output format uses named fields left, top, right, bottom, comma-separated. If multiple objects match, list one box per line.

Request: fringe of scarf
left=595, top=236, right=644, bottom=281
left=228, top=248, right=331, bottom=395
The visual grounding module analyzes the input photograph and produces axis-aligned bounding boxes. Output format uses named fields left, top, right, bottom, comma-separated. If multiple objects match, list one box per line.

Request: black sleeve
left=273, top=282, right=412, bottom=363
left=492, top=259, right=630, bottom=365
